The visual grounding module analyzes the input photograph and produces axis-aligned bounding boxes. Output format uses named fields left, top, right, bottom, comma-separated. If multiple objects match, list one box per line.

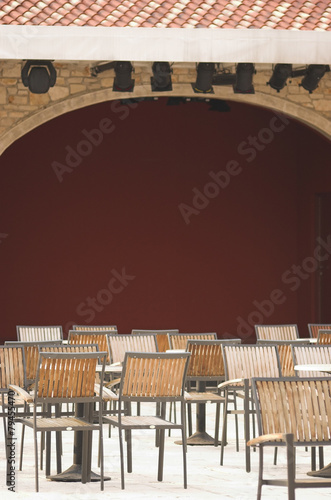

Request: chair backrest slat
left=316, top=330, right=331, bottom=344
left=68, top=331, right=111, bottom=363
left=252, top=377, right=331, bottom=444
left=168, top=333, right=217, bottom=351
left=35, top=352, right=105, bottom=400
left=108, top=333, right=158, bottom=364
left=255, top=324, right=299, bottom=341
left=17, top=325, right=63, bottom=342
left=120, top=352, right=190, bottom=400
left=292, top=344, right=331, bottom=377
left=0, top=346, right=26, bottom=390
left=131, top=329, right=179, bottom=352
left=308, top=323, right=331, bottom=339
left=5, top=341, right=63, bottom=384
left=186, top=339, right=241, bottom=379
left=73, top=325, right=117, bottom=332
left=222, top=344, right=281, bottom=385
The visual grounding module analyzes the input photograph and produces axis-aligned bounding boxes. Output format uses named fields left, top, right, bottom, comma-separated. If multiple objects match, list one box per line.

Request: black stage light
left=151, top=62, right=172, bottom=91
left=233, top=63, right=255, bottom=94
left=267, top=64, right=292, bottom=92
left=192, top=63, right=215, bottom=93
left=21, top=60, right=56, bottom=94
left=113, top=61, right=134, bottom=92
left=300, top=65, right=329, bottom=93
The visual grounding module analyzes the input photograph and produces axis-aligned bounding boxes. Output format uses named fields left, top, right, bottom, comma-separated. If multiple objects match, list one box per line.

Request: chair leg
left=318, top=446, right=324, bottom=470
left=119, top=428, right=125, bottom=490
left=19, top=425, right=25, bottom=470
left=244, top=380, right=251, bottom=473
left=157, top=428, right=165, bottom=482
left=285, top=434, right=296, bottom=500
left=34, top=429, right=39, bottom=492
left=257, top=445, right=263, bottom=500
left=126, top=430, right=132, bottom=473
left=214, top=402, right=221, bottom=446
left=180, top=402, right=188, bottom=489
left=220, top=390, right=228, bottom=465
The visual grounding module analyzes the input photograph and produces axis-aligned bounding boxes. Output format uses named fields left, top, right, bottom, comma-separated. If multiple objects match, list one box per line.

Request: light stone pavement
left=1, top=401, right=331, bottom=500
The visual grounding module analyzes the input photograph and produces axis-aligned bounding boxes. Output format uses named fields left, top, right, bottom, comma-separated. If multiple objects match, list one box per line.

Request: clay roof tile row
left=0, top=0, right=330, bottom=29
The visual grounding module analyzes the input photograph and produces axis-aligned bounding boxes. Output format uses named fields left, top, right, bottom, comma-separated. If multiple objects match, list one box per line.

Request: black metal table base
left=175, top=431, right=221, bottom=446
left=48, top=464, right=111, bottom=482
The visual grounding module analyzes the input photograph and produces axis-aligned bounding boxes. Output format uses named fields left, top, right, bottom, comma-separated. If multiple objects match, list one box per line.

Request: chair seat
left=104, top=414, right=183, bottom=430
left=16, top=416, right=100, bottom=432
left=186, top=391, right=225, bottom=403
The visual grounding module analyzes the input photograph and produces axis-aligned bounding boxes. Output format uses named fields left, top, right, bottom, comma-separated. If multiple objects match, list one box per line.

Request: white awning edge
left=0, top=25, right=330, bottom=64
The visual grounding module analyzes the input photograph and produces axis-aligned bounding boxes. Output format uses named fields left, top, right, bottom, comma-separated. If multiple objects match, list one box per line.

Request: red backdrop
left=0, top=97, right=330, bottom=342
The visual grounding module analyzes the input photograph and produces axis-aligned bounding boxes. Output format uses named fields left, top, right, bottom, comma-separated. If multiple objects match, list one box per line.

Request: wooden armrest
left=184, top=391, right=193, bottom=401
left=105, top=378, right=121, bottom=389
left=247, top=433, right=285, bottom=447
left=94, top=383, right=118, bottom=401
left=218, top=378, right=244, bottom=389
left=8, top=385, right=34, bottom=404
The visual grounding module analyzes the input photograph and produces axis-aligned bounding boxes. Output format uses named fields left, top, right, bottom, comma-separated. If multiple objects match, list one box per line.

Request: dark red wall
left=0, top=97, right=330, bottom=342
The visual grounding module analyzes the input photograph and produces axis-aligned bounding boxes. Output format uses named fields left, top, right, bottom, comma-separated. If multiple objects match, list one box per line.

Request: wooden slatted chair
left=292, top=344, right=331, bottom=471
left=108, top=333, right=159, bottom=365
left=16, top=325, right=63, bottom=341
left=5, top=341, right=63, bottom=387
left=184, top=340, right=232, bottom=445
left=38, top=343, right=103, bottom=474
left=167, top=332, right=217, bottom=350
left=308, top=323, right=331, bottom=339
left=256, top=339, right=311, bottom=377
left=316, top=330, right=331, bottom=344
left=292, top=344, right=331, bottom=378
left=131, top=329, right=179, bottom=352
left=0, top=345, right=28, bottom=482
left=68, top=330, right=112, bottom=364
left=102, top=351, right=191, bottom=489
left=219, top=344, right=282, bottom=472
left=10, top=351, right=107, bottom=492
left=73, top=325, right=118, bottom=333
left=255, top=324, right=299, bottom=341
left=248, top=377, right=331, bottom=500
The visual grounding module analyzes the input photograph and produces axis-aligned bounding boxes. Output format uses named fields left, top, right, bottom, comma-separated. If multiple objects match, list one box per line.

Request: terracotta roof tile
left=0, top=0, right=330, bottom=30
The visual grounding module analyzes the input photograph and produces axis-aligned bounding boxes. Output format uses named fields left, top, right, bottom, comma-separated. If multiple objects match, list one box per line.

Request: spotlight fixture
left=192, top=63, right=215, bottom=93
left=233, top=63, right=255, bottom=94
left=267, top=64, right=292, bottom=92
left=113, top=61, right=134, bottom=92
left=21, top=60, right=56, bottom=94
left=300, top=64, right=330, bottom=93
left=151, top=62, right=172, bottom=91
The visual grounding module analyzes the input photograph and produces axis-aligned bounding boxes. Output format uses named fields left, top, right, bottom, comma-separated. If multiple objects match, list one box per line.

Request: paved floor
left=1, top=402, right=331, bottom=499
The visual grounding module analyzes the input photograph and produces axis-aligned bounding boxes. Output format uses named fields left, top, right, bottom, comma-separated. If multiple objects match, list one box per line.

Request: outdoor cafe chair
left=255, top=324, right=299, bottom=341
left=167, top=332, right=217, bottom=350
left=101, top=351, right=191, bottom=489
left=68, top=330, right=112, bottom=364
left=219, top=343, right=281, bottom=472
left=256, top=339, right=311, bottom=377
left=248, top=377, right=331, bottom=500
left=316, top=330, right=331, bottom=344
left=10, top=351, right=107, bottom=492
left=16, top=325, right=63, bottom=342
left=308, top=323, right=331, bottom=339
left=131, top=329, right=179, bottom=352
left=0, top=345, right=29, bottom=482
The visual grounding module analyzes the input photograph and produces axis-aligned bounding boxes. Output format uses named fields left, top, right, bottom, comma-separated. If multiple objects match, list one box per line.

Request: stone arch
left=1, top=84, right=330, bottom=155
